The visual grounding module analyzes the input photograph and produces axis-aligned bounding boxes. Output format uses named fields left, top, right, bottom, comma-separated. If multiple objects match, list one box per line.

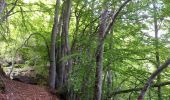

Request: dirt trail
left=0, top=79, right=59, bottom=100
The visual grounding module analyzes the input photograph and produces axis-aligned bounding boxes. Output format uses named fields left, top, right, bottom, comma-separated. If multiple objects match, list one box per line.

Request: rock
left=19, top=67, right=36, bottom=77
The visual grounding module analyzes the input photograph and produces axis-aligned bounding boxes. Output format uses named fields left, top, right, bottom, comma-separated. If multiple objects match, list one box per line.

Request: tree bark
left=58, top=8, right=65, bottom=88
left=61, top=0, right=72, bottom=87
left=94, top=1, right=131, bottom=99
left=49, top=0, right=60, bottom=90
left=94, top=10, right=107, bottom=100
left=0, top=0, right=5, bottom=14
left=138, top=58, right=170, bottom=100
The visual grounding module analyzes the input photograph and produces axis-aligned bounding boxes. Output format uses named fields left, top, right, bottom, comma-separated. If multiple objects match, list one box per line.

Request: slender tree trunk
left=106, top=69, right=112, bottom=96
left=152, top=0, right=161, bottom=99
left=94, top=10, right=107, bottom=100
left=62, top=0, right=72, bottom=85
left=0, top=0, right=6, bottom=14
left=49, top=0, right=60, bottom=90
left=56, top=15, right=63, bottom=88
left=71, top=8, right=80, bottom=51
left=93, top=1, right=131, bottom=99
left=61, top=19, right=65, bottom=86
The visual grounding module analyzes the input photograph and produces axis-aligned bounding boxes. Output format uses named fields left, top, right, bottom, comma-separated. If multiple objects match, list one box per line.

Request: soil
left=0, top=78, right=59, bottom=100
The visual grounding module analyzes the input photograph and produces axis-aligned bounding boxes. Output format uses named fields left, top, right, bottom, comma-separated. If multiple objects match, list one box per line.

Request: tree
left=94, top=0, right=132, bottom=99
left=152, top=0, right=161, bottom=99
left=94, top=10, right=107, bottom=100
left=61, top=0, right=72, bottom=86
left=1, top=0, right=170, bottom=99
left=49, top=0, right=60, bottom=90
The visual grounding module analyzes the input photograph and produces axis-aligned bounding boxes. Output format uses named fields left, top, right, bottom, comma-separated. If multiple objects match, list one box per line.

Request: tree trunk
left=93, top=1, right=131, bottom=99
left=56, top=18, right=62, bottom=87
left=94, top=10, right=107, bottom=100
left=0, top=64, right=5, bottom=93
left=49, top=0, right=60, bottom=90
left=62, top=0, right=72, bottom=86
left=152, top=0, right=161, bottom=99
left=0, top=0, right=6, bottom=14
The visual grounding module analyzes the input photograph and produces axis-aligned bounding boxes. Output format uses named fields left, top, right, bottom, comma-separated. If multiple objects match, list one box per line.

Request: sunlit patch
left=23, top=0, right=37, bottom=3
left=23, top=0, right=30, bottom=3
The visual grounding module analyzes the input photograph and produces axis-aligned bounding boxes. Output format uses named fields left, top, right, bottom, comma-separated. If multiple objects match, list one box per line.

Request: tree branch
left=8, top=32, right=50, bottom=77
left=104, top=0, right=132, bottom=37
left=95, top=0, right=132, bottom=56
left=138, top=58, right=170, bottom=100
left=108, top=81, right=170, bottom=98
left=0, top=0, right=18, bottom=21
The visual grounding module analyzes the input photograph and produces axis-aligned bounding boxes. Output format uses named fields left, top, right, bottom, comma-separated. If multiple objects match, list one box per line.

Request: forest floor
left=0, top=78, right=59, bottom=100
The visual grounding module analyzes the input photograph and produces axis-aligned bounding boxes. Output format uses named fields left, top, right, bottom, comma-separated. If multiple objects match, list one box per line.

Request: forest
left=0, top=0, right=170, bottom=100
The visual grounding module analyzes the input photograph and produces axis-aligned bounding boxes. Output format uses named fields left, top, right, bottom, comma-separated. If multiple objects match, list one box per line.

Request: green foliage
left=0, top=0, right=170, bottom=99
